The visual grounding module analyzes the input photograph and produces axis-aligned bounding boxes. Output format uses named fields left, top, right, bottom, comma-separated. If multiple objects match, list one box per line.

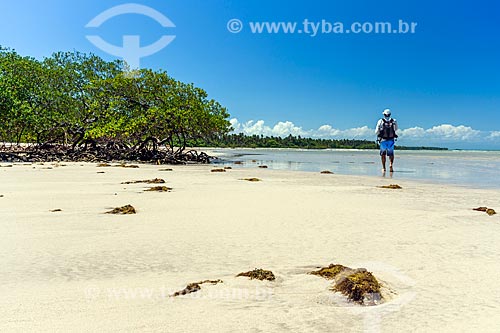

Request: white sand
left=1, top=162, right=500, bottom=332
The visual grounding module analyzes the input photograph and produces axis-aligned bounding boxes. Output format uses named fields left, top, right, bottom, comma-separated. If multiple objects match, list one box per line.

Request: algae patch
left=310, top=264, right=382, bottom=305
left=171, top=279, right=223, bottom=297
left=237, top=268, right=275, bottom=281
left=144, top=186, right=172, bottom=192
left=106, top=204, right=136, bottom=215
left=332, top=269, right=381, bottom=304
left=309, top=264, right=349, bottom=279
left=240, top=178, right=261, bottom=182
left=121, top=178, right=165, bottom=184
left=378, top=184, right=402, bottom=189
left=473, top=207, right=497, bottom=216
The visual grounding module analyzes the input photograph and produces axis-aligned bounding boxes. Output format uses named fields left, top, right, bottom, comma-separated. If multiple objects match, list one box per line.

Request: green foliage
left=0, top=47, right=231, bottom=154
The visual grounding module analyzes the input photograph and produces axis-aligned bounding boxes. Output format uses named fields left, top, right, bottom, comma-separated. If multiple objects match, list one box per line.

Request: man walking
left=375, top=108, right=398, bottom=172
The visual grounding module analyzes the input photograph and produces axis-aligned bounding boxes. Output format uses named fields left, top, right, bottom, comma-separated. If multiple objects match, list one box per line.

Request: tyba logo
left=85, top=3, right=175, bottom=69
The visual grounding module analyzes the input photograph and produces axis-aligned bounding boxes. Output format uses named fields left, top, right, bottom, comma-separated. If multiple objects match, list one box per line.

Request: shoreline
left=205, top=148, right=500, bottom=190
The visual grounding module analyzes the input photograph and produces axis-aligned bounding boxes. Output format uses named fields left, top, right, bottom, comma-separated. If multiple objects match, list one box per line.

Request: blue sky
left=1, top=0, right=499, bottom=149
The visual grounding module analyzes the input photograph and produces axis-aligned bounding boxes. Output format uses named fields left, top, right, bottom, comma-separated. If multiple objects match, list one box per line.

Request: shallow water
left=211, top=148, right=500, bottom=189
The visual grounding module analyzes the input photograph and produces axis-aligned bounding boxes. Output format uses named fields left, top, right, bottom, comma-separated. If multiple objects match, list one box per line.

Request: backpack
left=379, top=118, right=398, bottom=140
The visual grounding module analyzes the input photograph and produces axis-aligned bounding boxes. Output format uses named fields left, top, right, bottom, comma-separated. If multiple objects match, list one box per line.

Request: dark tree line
left=189, top=133, right=447, bottom=150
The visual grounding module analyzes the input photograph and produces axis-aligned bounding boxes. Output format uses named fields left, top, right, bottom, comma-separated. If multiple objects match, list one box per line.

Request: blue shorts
left=380, top=140, right=395, bottom=156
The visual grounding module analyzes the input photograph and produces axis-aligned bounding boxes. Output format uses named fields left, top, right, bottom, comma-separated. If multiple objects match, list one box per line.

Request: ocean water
left=211, top=148, right=500, bottom=189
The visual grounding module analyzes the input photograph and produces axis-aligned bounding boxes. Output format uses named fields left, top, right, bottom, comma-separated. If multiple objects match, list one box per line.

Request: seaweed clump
left=121, top=178, right=165, bottom=184
left=309, top=264, right=349, bottom=279
left=473, top=207, right=497, bottom=216
left=171, top=279, right=223, bottom=297
left=117, top=164, right=139, bottom=168
left=211, top=168, right=226, bottom=172
left=144, top=186, right=172, bottom=192
left=106, top=204, right=136, bottom=214
left=378, top=184, right=402, bottom=189
left=258, top=165, right=268, bottom=169
left=237, top=268, right=275, bottom=281
left=310, top=264, right=382, bottom=305
left=240, top=178, right=261, bottom=182
left=332, top=269, right=381, bottom=304
left=320, top=170, right=334, bottom=174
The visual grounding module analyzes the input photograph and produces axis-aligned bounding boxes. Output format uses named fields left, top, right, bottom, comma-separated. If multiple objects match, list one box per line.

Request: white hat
left=382, top=108, right=391, bottom=116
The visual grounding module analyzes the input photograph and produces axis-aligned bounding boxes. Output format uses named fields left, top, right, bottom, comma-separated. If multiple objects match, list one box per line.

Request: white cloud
left=425, top=124, right=480, bottom=140
left=229, top=118, right=493, bottom=146
left=488, top=131, right=500, bottom=139
left=230, top=118, right=374, bottom=140
left=399, top=127, right=426, bottom=138
left=271, top=121, right=306, bottom=137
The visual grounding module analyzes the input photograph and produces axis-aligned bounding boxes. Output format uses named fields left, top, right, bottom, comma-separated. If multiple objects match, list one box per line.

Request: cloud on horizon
left=229, top=118, right=500, bottom=148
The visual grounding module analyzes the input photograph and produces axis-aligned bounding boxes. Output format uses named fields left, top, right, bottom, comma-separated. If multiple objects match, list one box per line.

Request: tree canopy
left=0, top=47, right=231, bottom=163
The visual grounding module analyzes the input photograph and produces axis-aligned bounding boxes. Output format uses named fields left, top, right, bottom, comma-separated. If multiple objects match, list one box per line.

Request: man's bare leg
left=389, top=155, right=394, bottom=172
left=381, top=154, right=386, bottom=171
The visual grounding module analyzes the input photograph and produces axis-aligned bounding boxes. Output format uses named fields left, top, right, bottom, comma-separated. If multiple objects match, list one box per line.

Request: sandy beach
left=1, top=161, right=500, bottom=332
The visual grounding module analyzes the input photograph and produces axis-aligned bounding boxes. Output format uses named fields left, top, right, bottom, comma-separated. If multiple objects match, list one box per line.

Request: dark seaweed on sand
left=121, top=178, right=165, bottom=184
left=171, top=279, right=223, bottom=297
left=237, top=268, right=275, bottom=281
left=144, top=186, right=172, bottom=192
left=105, top=204, right=136, bottom=214
left=310, top=264, right=382, bottom=305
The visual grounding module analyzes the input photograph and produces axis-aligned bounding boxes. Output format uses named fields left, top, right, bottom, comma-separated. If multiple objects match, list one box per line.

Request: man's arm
left=375, top=119, right=382, bottom=135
